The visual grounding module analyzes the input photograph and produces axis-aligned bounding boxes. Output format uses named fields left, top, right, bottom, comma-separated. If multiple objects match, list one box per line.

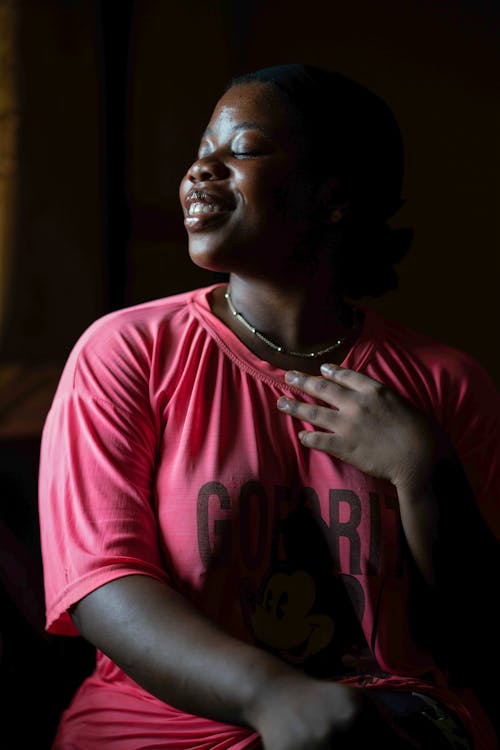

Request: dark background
left=0, top=1, right=498, bottom=747
left=2, top=0, right=499, bottom=376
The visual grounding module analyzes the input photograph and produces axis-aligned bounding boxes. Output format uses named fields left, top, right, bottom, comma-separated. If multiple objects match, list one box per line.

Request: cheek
left=243, top=170, right=304, bottom=217
left=267, top=182, right=315, bottom=226
left=273, top=184, right=296, bottom=215
left=259, top=165, right=314, bottom=218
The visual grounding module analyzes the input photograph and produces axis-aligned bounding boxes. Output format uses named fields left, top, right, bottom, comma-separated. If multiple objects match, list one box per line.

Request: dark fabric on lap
left=370, top=690, right=472, bottom=750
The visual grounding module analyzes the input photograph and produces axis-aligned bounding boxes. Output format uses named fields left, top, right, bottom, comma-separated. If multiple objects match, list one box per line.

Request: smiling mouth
left=183, top=191, right=234, bottom=231
left=187, top=201, right=229, bottom=217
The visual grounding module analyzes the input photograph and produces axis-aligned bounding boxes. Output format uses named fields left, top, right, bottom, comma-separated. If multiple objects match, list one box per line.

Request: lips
left=183, top=189, right=235, bottom=231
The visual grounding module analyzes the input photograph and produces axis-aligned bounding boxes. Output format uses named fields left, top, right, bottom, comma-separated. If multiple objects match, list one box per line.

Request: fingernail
left=277, top=397, right=290, bottom=410
left=285, top=370, right=299, bottom=384
left=320, top=363, right=338, bottom=375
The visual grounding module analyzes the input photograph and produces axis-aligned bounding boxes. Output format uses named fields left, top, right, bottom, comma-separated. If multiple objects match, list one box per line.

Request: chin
left=187, top=242, right=234, bottom=274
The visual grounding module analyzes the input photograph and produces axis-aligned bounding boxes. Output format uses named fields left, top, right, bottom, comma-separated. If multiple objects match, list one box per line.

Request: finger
left=297, top=429, right=344, bottom=457
left=298, top=428, right=367, bottom=468
left=284, top=370, right=354, bottom=408
left=319, top=364, right=384, bottom=393
left=276, top=397, right=341, bottom=431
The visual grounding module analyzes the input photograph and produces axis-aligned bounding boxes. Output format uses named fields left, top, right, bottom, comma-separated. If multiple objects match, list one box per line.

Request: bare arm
left=71, top=574, right=382, bottom=750
left=278, top=365, right=499, bottom=586
left=71, top=574, right=290, bottom=725
left=396, top=449, right=499, bottom=588
left=277, top=365, right=500, bottom=684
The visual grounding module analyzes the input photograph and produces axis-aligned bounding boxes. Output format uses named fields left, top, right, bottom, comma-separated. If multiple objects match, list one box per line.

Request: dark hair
left=227, top=64, right=413, bottom=298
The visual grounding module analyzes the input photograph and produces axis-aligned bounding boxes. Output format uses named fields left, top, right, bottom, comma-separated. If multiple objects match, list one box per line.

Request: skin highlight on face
left=179, top=82, right=330, bottom=280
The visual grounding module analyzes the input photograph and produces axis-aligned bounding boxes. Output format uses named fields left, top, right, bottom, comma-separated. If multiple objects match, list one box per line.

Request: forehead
left=204, top=82, right=300, bottom=142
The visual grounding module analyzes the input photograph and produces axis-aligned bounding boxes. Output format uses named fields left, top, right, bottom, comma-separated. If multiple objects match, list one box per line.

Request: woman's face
left=179, top=82, right=321, bottom=276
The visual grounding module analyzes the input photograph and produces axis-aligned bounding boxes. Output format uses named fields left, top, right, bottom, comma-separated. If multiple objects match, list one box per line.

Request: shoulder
left=364, top=309, right=498, bottom=419
left=53, top=286, right=212, bottom=408
left=367, top=313, right=499, bottom=538
left=77, top=287, right=197, bottom=348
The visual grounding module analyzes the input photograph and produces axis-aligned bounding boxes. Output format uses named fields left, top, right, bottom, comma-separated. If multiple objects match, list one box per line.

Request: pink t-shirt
left=39, top=284, right=499, bottom=749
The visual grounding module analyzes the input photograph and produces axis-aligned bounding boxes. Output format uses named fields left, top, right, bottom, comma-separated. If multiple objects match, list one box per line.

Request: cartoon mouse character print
left=243, top=495, right=371, bottom=678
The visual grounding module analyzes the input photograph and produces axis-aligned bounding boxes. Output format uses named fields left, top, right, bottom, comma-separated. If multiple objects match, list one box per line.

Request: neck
left=225, top=273, right=353, bottom=352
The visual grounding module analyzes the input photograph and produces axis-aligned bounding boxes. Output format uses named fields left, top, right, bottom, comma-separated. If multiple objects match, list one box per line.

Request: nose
left=186, top=154, right=229, bottom=183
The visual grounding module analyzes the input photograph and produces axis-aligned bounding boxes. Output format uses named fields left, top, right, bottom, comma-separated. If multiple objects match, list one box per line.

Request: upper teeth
left=188, top=202, right=224, bottom=216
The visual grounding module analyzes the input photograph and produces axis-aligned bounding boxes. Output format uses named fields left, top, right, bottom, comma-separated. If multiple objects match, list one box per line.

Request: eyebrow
left=202, top=121, right=270, bottom=139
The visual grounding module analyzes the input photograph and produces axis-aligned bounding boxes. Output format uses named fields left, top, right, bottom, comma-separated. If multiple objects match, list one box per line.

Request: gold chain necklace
left=224, top=288, right=358, bottom=359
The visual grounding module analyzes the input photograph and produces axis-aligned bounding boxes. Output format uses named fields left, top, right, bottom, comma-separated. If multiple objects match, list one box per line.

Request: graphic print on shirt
left=242, top=496, right=370, bottom=678
left=196, top=481, right=402, bottom=678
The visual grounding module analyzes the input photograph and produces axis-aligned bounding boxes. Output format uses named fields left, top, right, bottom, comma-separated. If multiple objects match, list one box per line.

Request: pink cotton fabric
left=39, top=284, right=499, bottom=749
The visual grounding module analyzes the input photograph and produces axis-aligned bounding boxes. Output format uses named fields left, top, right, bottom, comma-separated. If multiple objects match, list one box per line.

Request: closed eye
left=232, top=151, right=261, bottom=159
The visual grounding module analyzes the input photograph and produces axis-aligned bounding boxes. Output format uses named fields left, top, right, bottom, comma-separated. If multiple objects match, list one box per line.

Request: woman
left=39, top=64, right=499, bottom=749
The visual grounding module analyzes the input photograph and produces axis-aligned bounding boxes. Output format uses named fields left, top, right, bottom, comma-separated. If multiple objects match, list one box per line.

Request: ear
left=314, top=177, right=350, bottom=224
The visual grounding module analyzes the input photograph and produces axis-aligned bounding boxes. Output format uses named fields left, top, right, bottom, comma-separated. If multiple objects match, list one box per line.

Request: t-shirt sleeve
left=39, top=319, right=170, bottom=635
left=441, top=355, right=500, bottom=539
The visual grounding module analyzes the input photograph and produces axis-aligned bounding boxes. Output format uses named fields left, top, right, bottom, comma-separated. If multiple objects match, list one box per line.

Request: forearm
left=395, top=480, right=439, bottom=587
left=71, top=574, right=295, bottom=727
left=396, top=451, right=500, bottom=685
left=396, top=450, right=498, bottom=588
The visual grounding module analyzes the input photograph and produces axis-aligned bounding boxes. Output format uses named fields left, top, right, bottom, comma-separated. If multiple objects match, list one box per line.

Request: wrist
left=393, top=425, right=453, bottom=496
left=242, top=667, right=310, bottom=730
left=240, top=657, right=299, bottom=728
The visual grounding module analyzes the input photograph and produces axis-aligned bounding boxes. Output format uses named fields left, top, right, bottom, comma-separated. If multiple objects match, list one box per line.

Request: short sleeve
left=38, top=320, right=169, bottom=635
left=442, top=357, right=500, bottom=539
